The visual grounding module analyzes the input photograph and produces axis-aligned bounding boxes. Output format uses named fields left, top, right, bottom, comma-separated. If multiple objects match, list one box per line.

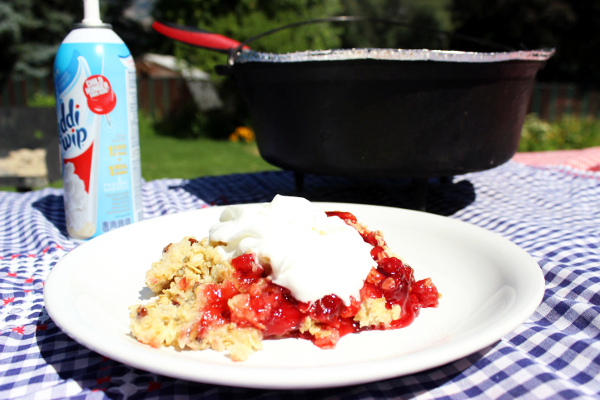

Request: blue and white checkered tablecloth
left=1, top=161, right=599, bottom=399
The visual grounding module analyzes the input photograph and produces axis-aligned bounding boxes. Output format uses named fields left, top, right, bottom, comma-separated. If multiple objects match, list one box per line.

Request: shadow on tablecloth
left=172, top=171, right=476, bottom=216
left=34, top=307, right=492, bottom=398
left=31, top=194, right=68, bottom=238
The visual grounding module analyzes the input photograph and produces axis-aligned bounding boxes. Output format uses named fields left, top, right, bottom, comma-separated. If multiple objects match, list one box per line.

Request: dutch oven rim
left=231, top=48, right=556, bottom=66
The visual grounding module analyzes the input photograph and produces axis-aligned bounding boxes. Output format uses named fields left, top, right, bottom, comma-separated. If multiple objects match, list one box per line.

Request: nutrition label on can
left=125, top=59, right=143, bottom=223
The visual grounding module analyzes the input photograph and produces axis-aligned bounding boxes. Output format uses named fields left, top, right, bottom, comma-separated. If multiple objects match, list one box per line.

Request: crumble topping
left=144, top=237, right=232, bottom=293
left=354, top=298, right=402, bottom=328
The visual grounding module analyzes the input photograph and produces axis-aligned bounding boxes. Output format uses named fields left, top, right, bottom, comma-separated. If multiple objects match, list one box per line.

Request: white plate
left=44, top=203, right=545, bottom=390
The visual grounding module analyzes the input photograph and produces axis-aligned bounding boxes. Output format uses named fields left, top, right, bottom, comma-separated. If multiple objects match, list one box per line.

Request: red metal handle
left=152, top=21, right=250, bottom=53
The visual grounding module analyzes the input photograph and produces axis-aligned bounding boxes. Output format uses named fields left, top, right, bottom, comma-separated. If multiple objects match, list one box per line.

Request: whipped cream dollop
left=209, top=195, right=376, bottom=305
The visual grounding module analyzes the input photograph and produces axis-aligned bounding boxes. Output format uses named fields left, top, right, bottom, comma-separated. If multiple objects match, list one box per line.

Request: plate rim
left=44, top=202, right=545, bottom=389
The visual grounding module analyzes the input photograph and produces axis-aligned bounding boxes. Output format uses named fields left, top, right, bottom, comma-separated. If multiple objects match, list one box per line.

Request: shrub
left=519, top=114, right=600, bottom=152
left=27, top=91, right=56, bottom=107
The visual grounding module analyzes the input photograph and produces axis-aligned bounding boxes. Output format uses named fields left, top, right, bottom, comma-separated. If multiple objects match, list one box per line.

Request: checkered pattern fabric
left=1, top=159, right=599, bottom=399
left=512, top=146, right=600, bottom=172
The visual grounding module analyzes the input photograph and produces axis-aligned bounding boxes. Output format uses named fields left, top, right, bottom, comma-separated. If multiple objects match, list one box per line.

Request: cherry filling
left=193, top=211, right=439, bottom=348
left=197, top=280, right=238, bottom=336
left=370, top=246, right=387, bottom=261
left=231, top=253, right=265, bottom=289
left=325, top=211, right=357, bottom=224
left=307, top=294, right=344, bottom=326
left=236, top=281, right=303, bottom=336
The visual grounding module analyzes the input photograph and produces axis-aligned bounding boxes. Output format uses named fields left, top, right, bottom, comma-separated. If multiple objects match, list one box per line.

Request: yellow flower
left=229, top=126, right=255, bottom=143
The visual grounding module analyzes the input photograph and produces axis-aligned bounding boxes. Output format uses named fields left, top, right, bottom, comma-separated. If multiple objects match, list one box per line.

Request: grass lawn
left=139, top=135, right=279, bottom=181
left=0, top=136, right=279, bottom=192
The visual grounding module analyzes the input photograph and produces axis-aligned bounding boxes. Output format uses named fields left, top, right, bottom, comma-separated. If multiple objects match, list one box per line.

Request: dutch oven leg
left=411, top=178, right=428, bottom=212
left=294, top=171, right=305, bottom=194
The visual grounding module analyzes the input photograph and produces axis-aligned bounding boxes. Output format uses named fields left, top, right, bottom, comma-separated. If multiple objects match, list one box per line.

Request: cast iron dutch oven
left=153, top=17, right=554, bottom=182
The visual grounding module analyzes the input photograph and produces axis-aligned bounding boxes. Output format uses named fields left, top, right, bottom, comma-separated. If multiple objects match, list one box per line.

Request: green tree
left=0, top=0, right=148, bottom=93
left=149, top=0, right=344, bottom=139
left=101, top=0, right=155, bottom=58
left=340, top=0, right=453, bottom=50
left=450, top=0, right=583, bottom=84
left=151, top=0, right=344, bottom=82
left=0, top=0, right=82, bottom=91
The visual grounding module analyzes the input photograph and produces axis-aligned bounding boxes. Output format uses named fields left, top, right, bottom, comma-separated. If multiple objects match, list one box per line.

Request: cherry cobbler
left=129, top=196, right=439, bottom=361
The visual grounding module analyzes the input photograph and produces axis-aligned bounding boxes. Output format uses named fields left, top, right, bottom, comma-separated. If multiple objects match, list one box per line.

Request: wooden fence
left=0, top=76, right=193, bottom=118
left=528, top=83, right=600, bottom=121
left=2, top=76, right=600, bottom=121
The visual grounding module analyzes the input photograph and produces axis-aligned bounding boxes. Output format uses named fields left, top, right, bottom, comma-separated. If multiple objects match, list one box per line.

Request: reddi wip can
left=53, top=24, right=143, bottom=240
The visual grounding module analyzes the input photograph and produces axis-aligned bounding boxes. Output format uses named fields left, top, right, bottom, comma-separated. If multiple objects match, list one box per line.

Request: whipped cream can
left=53, top=9, right=142, bottom=240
